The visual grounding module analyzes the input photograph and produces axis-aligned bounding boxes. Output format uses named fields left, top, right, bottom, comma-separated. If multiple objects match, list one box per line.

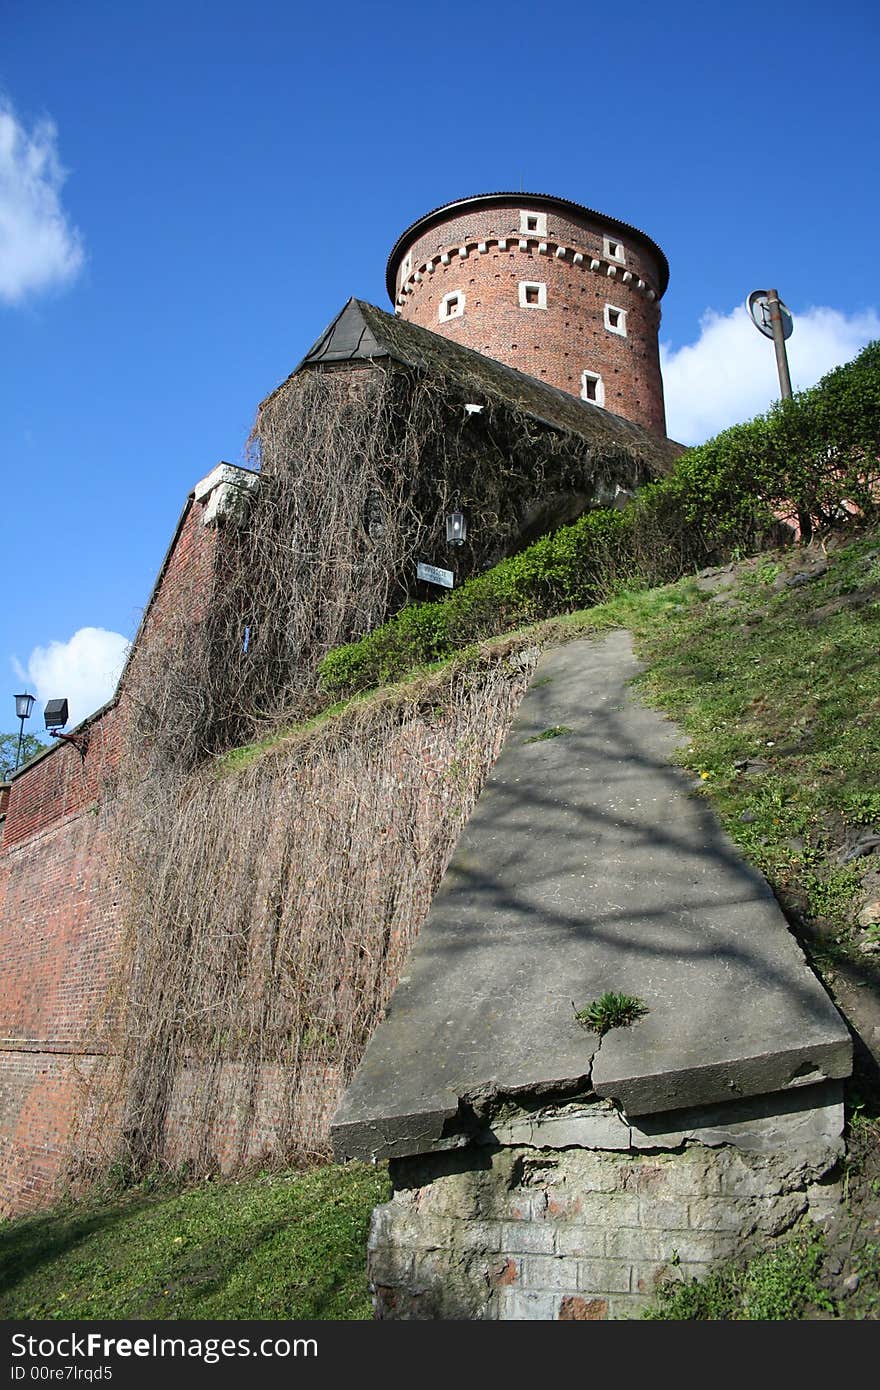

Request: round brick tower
left=387, top=192, right=669, bottom=435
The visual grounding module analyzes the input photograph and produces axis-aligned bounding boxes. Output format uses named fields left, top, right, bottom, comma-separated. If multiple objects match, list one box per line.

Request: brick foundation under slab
left=367, top=1087, right=844, bottom=1320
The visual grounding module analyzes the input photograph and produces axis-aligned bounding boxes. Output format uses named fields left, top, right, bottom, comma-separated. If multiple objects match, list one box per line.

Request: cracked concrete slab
left=332, top=632, right=851, bottom=1162
left=475, top=1080, right=844, bottom=1157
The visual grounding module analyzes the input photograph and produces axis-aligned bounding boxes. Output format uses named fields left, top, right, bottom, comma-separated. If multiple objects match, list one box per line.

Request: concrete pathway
left=332, top=632, right=851, bottom=1162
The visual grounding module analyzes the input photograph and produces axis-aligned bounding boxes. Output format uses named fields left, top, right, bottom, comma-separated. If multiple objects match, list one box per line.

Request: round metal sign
left=747, top=290, right=793, bottom=341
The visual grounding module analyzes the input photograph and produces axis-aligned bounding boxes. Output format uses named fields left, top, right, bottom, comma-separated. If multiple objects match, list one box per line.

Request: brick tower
left=387, top=192, right=669, bottom=435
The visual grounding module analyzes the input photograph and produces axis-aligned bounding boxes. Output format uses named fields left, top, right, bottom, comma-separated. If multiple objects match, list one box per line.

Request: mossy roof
left=268, top=298, right=681, bottom=473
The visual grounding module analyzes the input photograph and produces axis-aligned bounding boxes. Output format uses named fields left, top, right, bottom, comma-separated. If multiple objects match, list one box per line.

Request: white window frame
left=518, top=280, right=547, bottom=309
left=604, top=303, right=627, bottom=336
left=580, top=370, right=605, bottom=407
left=399, top=251, right=413, bottom=286
left=440, top=289, right=465, bottom=321
left=603, top=235, right=626, bottom=264
left=520, top=209, right=547, bottom=237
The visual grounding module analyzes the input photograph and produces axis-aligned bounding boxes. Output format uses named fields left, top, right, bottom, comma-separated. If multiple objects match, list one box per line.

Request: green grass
left=574, top=992, right=648, bottom=1035
left=623, top=531, right=880, bottom=947
left=644, top=1235, right=834, bottom=1320
left=524, top=724, right=573, bottom=744
left=0, top=1163, right=388, bottom=1320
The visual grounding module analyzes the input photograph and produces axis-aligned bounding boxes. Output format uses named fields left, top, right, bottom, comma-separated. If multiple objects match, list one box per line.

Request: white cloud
left=661, top=305, right=880, bottom=445
left=12, top=628, right=129, bottom=730
left=0, top=96, right=84, bottom=305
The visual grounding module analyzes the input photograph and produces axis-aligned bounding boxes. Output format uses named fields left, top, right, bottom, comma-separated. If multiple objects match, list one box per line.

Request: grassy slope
left=630, top=532, right=880, bottom=952
left=0, top=1164, right=388, bottom=1320
left=2, top=527, right=878, bottom=1321
left=619, top=529, right=880, bottom=1318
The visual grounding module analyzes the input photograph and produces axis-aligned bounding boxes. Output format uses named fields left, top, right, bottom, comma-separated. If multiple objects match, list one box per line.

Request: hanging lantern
left=446, top=508, right=467, bottom=547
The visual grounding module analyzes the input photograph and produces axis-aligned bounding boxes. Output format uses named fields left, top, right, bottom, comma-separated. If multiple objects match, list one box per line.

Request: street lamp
left=13, top=693, right=36, bottom=772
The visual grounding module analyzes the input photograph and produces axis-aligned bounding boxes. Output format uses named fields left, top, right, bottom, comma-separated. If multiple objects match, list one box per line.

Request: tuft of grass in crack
left=525, top=724, right=573, bottom=744
left=575, top=992, right=648, bottom=1036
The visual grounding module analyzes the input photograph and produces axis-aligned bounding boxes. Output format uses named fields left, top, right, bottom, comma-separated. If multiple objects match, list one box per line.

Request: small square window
left=603, top=236, right=626, bottom=264
left=440, top=290, right=465, bottom=321
left=519, top=209, right=547, bottom=237
left=399, top=252, right=413, bottom=285
left=581, top=371, right=605, bottom=407
left=518, top=280, right=547, bottom=309
left=604, top=303, right=627, bottom=336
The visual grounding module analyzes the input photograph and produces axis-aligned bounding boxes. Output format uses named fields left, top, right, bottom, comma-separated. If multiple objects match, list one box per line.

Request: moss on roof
left=272, top=297, right=681, bottom=476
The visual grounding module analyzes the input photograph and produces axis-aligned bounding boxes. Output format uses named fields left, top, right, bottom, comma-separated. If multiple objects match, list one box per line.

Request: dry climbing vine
left=80, top=630, right=538, bottom=1178
left=72, top=349, right=661, bottom=1182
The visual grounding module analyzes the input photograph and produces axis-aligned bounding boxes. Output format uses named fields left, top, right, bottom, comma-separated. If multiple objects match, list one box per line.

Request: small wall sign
left=417, top=561, right=454, bottom=589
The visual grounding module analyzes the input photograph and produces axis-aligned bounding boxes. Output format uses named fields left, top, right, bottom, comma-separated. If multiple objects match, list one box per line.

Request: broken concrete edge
left=331, top=1069, right=602, bottom=1163
left=592, top=1035, right=853, bottom=1117
left=332, top=1099, right=460, bottom=1164
left=331, top=1028, right=852, bottom=1163
left=331, top=1078, right=845, bottom=1167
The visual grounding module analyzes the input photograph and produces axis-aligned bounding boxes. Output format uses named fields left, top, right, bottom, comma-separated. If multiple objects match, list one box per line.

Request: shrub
left=317, top=342, right=880, bottom=700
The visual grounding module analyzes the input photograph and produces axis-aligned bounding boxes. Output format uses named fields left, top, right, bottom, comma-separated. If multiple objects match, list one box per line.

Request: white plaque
left=417, top=561, right=454, bottom=589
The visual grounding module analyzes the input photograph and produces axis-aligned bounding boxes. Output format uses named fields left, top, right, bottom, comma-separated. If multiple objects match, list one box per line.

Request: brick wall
left=391, top=199, right=667, bottom=434
left=368, top=1114, right=842, bottom=1319
left=0, top=788, right=124, bottom=1213
left=161, top=1062, right=343, bottom=1174
left=0, top=481, right=232, bottom=1215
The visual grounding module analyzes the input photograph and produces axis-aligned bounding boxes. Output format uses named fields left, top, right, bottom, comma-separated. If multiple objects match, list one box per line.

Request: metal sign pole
left=765, top=287, right=793, bottom=400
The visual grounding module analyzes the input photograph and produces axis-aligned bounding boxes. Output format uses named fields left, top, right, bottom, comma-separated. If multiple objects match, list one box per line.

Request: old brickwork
left=389, top=195, right=668, bottom=434
left=0, top=481, right=231, bottom=1215
left=369, top=1130, right=842, bottom=1320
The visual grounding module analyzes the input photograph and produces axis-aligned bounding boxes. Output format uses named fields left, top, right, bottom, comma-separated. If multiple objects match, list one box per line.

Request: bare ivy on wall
left=77, top=645, right=537, bottom=1178
left=71, top=352, right=661, bottom=1182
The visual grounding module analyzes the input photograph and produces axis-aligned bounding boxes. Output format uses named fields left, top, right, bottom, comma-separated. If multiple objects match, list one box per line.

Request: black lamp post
left=13, top=693, right=36, bottom=772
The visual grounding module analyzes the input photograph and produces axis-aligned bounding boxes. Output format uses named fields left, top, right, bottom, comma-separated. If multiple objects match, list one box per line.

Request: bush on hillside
left=318, top=341, right=880, bottom=699
left=661, top=340, right=880, bottom=545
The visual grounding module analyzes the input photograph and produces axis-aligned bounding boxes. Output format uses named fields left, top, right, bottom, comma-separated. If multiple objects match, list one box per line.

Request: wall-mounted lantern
left=44, top=697, right=89, bottom=759
left=446, top=508, right=467, bottom=547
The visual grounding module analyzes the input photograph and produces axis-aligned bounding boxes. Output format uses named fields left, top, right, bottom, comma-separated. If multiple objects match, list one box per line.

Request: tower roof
left=385, top=192, right=670, bottom=302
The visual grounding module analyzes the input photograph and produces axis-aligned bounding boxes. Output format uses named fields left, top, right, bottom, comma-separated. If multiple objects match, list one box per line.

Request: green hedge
left=318, top=341, right=880, bottom=699
left=317, top=508, right=636, bottom=698
left=658, top=339, right=880, bottom=545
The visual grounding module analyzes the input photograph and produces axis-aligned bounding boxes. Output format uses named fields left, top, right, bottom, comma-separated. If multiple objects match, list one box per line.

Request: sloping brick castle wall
left=0, top=466, right=255, bottom=1214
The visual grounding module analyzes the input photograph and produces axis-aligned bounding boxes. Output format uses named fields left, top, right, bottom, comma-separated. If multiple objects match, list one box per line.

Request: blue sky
left=2, top=0, right=879, bottom=729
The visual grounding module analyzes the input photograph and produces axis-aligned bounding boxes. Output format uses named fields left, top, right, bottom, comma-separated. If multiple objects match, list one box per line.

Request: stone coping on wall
left=332, top=632, right=852, bottom=1164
